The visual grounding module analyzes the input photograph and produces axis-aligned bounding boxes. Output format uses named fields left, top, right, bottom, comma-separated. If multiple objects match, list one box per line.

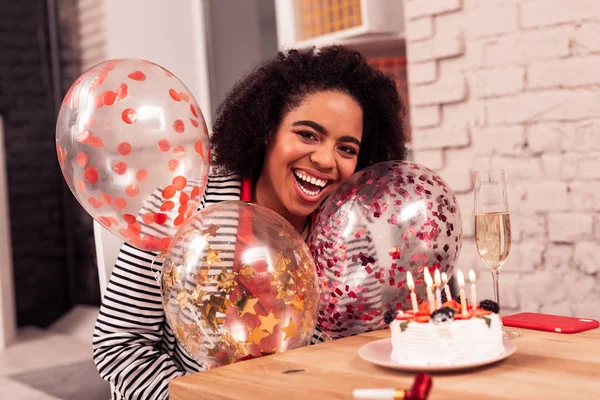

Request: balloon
left=56, top=59, right=210, bottom=251
left=161, top=201, right=319, bottom=368
left=308, top=160, right=462, bottom=339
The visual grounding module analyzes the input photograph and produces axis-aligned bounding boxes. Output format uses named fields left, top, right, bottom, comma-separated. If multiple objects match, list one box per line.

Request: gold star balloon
left=161, top=201, right=319, bottom=369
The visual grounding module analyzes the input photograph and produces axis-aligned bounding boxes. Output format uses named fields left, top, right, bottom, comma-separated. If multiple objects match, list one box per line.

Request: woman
left=93, top=45, right=406, bottom=399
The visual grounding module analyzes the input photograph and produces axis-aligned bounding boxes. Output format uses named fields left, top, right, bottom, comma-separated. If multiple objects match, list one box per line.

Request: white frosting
left=390, top=313, right=505, bottom=366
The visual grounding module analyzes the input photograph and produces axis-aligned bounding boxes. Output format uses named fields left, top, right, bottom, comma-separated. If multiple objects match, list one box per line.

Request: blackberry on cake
left=479, top=299, right=500, bottom=314
left=430, top=307, right=455, bottom=324
left=383, top=308, right=396, bottom=324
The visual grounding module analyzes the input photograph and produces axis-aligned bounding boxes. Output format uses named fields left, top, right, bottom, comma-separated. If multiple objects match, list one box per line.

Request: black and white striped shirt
left=93, top=173, right=331, bottom=400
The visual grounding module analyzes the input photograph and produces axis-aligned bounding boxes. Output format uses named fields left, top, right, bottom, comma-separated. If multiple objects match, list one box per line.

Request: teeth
left=294, top=170, right=327, bottom=187
left=298, top=183, right=319, bottom=197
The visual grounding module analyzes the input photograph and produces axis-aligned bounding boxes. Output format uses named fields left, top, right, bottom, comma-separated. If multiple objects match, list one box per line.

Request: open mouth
left=293, top=169, right=329, bottom=197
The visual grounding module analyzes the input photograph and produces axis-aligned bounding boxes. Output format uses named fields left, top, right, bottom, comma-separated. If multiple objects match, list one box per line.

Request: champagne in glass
left=473, top=169, right=519, bottom=339
left=475, top=211, right=511, bottom=271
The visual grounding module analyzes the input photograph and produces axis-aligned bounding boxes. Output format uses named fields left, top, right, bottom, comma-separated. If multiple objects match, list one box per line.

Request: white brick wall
left=403, top=0, right=600, bottom=319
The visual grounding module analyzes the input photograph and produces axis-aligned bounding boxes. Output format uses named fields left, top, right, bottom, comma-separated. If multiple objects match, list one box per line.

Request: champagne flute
left=473, top=169, right=519, bottom=339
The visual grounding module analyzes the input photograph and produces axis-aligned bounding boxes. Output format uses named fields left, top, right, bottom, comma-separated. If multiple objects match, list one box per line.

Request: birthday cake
left=388, top=299, right=505, bottom=366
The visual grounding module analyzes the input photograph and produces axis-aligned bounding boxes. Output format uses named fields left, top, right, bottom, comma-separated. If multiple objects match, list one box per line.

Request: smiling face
left=255, top=90, right=364, bottom=229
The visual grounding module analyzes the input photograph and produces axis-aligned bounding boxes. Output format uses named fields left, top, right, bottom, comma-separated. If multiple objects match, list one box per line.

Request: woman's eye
left=339, top=146, right=358, bottom=155
left=295, top=131, right=317, bottom=141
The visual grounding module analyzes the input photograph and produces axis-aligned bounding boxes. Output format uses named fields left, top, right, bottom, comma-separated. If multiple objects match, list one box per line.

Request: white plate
left=358, top=338, right=516, bottom=372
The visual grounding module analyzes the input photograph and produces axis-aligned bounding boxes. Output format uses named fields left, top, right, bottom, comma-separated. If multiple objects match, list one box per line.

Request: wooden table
left=169, top=327, right=600, bottom=399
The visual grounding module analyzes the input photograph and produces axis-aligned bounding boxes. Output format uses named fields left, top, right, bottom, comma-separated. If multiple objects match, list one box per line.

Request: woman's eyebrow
left=340, top=136, right=361, bottom=147
left=292, top=120, right=326, bottom=134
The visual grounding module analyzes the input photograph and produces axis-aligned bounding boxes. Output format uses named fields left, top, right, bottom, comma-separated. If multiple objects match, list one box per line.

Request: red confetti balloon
left=56, top=59, right=210, bottom=252
left=308, top=161, right=463, bottom=339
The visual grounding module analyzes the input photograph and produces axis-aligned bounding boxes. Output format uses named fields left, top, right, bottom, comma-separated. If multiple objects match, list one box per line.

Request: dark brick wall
left=56, top=0, right=102, bottom=309
left=0, top=0, right=100, bottom=327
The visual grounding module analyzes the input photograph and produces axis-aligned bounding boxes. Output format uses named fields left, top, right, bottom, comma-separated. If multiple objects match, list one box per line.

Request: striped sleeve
left=93, top=173, right=241, bottom=400
left=93, top=243, right=181, bottom=400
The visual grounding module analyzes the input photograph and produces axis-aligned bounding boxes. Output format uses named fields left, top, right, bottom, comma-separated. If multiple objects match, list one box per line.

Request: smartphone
left=503, top=312, right=599, bottom=334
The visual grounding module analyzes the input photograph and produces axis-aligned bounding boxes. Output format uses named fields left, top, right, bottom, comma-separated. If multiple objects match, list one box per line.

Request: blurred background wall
left=0, top=0, right=101, bottom=329
left=405, top=0, right=600, bottom=318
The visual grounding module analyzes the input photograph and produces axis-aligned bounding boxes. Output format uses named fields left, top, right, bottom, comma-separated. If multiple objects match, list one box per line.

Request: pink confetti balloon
left=56, top=59, right=210, bottom=252
left=308, top=161, right=463, bottom=339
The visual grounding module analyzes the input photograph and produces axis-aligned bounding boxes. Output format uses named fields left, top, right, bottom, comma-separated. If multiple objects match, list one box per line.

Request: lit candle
left=457, top=270, right=468, bottom=317
left=434, top=269, right=442, bottom=310
left=423, top=268, right=435, bottom=314
left=441, top=272, right=452, bottom=304
left=406, top=272, right=419, bottom=314
left=469, top=269, right=477, bottom=309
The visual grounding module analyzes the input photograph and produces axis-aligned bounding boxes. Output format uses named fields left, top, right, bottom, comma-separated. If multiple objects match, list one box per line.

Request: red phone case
left=503, top=312, right=599, bottom=334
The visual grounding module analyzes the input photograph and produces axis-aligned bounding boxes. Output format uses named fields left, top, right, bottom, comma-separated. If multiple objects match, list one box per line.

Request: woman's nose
left=309, top=145, right=335, bottom=170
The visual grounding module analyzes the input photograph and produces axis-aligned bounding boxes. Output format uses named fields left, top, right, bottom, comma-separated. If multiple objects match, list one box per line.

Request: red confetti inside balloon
left=128, top=70, right=146, bottom=81
left=76, top=152, right=88, bottom=166
left=118, top=142, right=132, bottom=155
left=158, top=139, right=171, bottom=152
left=173, top=119, right=185, bottom=133
left=121, top=108, right=137, bottom=124
left=169, top=89, right=181, bottom=101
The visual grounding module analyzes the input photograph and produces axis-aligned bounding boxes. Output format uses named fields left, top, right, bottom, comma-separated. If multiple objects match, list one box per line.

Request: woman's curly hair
left=210, top=45, right=406, bottom=179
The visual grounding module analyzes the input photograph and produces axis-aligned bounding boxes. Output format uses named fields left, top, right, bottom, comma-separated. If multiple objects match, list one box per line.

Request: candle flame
left=424, top=268, right=433, bottom=287
left=457, top=270, right=465, bottom=288
left=441, top=272, right=448, bottom=284
left=469, top=269, right=476, bottom=282
left=434, top=269, right=441, bottom=286
left=406, top=271, right=415, bottom=290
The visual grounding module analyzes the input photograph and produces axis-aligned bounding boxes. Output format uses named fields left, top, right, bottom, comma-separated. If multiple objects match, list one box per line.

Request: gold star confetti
left=176, top=290, right=188, bottom=307
left=216, top=267, right=236, bottom=292
left=219, top=331, right=251, bottom=357
left=175, top=324, right=188, bottom=343
left=277, top=286, right=294, bottom=301
left=206, top=344, right=221, bottom=358
left=202, top=224, right=220, bottom=236
left=258, top=313, right=279, bottom=334
left=281, top=318, right=298, bottom=341
left=209, top=295, right=230, bottom=314
left=161, top=266, right=174, bottom=291
left=275, top=252, right=291, bottom=273
left=239, top=264, right=256, bottom=278
left=198, top=302, right=219, bottom=331
left=171, top=264, right=183, bottom=285
left=174, top=322, right=199, bottom=346
left=247, top=326, right=269, bottom=345
left=204, top=249, right=222, bottom=266
left=190, top=287, right=204, bottom=304
left=239, top=297, right=259, bottom=317
left=287, top=297, right=304, bottom=311
left=194, top=268, right=210, bottom=285
left=279, top=228, right=292, bottom=239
